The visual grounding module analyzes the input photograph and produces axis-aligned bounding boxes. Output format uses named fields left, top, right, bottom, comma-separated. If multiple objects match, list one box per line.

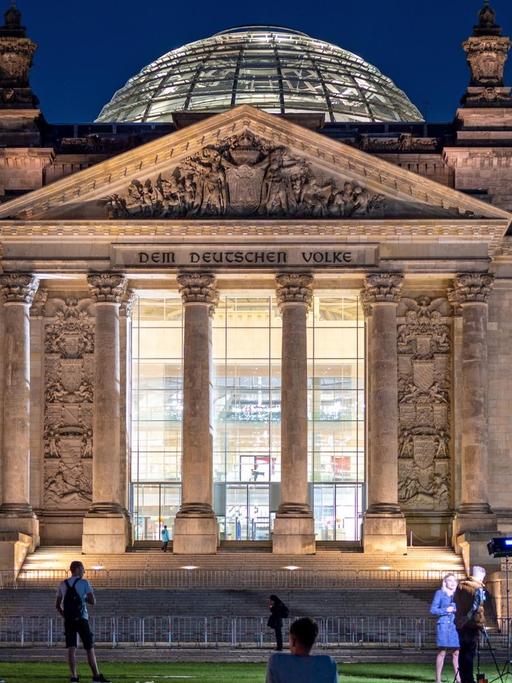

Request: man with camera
left=453, top=565, right=487, bottom=683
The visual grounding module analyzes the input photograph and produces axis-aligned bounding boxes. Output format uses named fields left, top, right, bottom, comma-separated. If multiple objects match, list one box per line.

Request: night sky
left=14, top=0, right=512, bottom=124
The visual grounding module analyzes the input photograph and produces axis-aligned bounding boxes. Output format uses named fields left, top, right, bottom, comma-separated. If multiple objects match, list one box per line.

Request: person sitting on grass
left=266, top=617, right=339, bottom=683
left=55, top=560, right=111, bottom=683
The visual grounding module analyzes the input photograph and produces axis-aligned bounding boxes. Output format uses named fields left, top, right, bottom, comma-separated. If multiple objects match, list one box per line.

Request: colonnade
left=0, top=270, right=497, bottom=555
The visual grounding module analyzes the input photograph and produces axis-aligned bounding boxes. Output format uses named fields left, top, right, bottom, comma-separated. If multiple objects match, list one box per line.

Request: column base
left=0, top=507, right=40, bottom=552
left=173, top=512, right=218, bottom=554
left=452, top=509, right=497, bottom=541
left=82, top=511, right=130, bottom=554
left=0, top=532, right=33, bottom=577
left=272, top=514, right=316, bottom=555
left=363, top=512, right=407, bottom=554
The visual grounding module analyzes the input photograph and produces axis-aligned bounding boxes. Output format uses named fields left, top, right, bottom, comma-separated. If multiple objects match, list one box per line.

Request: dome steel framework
left=96, top=26, right=423, bottom=124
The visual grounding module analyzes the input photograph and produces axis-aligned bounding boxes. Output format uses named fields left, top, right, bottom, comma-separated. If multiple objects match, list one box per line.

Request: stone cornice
left=276, top=273, right=313, bottom=310
left=0, top=106, right=508, bottom=224
left=87, top=273, right=127, bottom=304
left=0, top=272, right=39, bottom=303
left=451, top=273, right=495, bottom=303
left=362, top=273, right=404, bottom=304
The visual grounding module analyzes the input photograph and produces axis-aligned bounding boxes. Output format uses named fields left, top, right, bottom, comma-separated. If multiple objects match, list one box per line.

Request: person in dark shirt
left=453, top=565, right=486, bottom=683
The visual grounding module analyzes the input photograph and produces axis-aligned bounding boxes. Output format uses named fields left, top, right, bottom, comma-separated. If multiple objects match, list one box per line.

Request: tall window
left=131, top=289, right=365, bottom=542
left=131, top=295, right=183, bottom=540
left=308, top=293, right=365, bottom=541
left=213, top=293, right=282, bottom=541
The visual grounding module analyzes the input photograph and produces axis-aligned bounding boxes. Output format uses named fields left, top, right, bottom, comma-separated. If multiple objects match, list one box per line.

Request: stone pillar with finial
left=461, top=0, right=512, bottom=106
left=0, top=2, right=52, bottom=194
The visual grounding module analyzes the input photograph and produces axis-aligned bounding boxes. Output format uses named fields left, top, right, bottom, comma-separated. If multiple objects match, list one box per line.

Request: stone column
left=452, top=273, right=496, bottom=536
left=361, top=273, right=407, bottom=553
left=0, top=273, right=40, bottom=552
left=82, top=273, right=129, bottom=554
left=272, top=273, right=315, bottom=555
left=173, top=272, right=218, bottom=554
left=29, top=288, right=48, bottom=516
left=119, top=290, right=136, bottom=516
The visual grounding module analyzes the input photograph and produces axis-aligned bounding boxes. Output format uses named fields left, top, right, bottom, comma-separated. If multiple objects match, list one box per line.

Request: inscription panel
left=111, top=243, right=379, bottom=270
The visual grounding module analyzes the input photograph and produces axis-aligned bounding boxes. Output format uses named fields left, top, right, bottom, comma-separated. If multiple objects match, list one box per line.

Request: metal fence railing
left=0, top=615, right=436, bottom=648
left=0, top=616, right=510, bottom=649
left=0, top=568, right=467, bottom=591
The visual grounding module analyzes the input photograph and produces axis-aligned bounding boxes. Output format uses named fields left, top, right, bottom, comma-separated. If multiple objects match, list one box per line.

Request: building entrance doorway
left=225, top=484, right=270, bottom=540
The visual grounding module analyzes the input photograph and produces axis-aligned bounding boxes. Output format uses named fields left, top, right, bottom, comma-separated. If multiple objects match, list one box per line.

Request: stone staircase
left=20, top=545, right=464, bottom=573
left=0, top=587, right=435, bottom=619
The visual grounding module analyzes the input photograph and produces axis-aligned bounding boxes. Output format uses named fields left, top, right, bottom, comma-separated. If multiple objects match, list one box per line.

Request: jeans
left=457, top=627, right=479, bottom=683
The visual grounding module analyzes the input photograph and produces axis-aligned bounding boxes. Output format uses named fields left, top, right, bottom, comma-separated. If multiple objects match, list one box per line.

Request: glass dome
left=96, top=26, right=423, bottom=124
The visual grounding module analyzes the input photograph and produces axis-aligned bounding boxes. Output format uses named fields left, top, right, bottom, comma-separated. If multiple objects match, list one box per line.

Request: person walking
left=268, top=594, right=288, bottom=651
left=55, top=560, right=111, bottom=683
left=430, top=573, right=460, bottom=683
left=266, top=617, right=338, bottom=682
left=161, top=524, right=170, bottom=552
left=453, top=565, right=487, bottom=683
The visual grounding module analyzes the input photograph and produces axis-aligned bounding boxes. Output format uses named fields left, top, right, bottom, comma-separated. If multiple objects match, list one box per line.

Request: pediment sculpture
left=105, top=131, right=385, bottom=219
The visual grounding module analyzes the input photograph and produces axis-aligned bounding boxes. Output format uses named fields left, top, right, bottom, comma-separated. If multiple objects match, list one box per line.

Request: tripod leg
left=482, top=629, right=505, bottom=683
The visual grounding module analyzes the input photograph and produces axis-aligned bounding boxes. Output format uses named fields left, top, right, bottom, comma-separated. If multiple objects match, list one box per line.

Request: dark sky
left=15, top=0, right=512, bottom=124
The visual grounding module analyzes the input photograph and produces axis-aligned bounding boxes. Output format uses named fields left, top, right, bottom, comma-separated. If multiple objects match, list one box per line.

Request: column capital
left=275, top=273, right=313, bottom=311
left=87, top=273, right=127, bottom=304
left=451, top=273, right=494, bottom=304
left=177, top=272, right=218, bottom=309
left=0, top=272, right=39, bottom=304
left=362, top=273, right=403, bottom=305
left=120, top=289, right=137, bottom=317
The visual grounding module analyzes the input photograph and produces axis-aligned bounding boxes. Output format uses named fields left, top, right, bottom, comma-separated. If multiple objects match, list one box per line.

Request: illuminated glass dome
left=96, top=26, right=423, bottom=124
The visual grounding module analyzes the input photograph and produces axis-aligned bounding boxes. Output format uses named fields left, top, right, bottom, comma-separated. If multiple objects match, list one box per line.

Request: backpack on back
left=62, top=578, right=83, bottom=622
left=280, top=603, right=289, bottom=619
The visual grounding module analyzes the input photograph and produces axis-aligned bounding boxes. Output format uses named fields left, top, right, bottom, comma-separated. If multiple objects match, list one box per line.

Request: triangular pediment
left=0, top=106, right=510, bottom=226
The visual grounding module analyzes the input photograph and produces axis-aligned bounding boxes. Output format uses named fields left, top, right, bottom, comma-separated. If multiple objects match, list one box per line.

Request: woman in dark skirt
left=430, top=573, right=460, bottom=683
left=268, top=594, right=288, bottom=651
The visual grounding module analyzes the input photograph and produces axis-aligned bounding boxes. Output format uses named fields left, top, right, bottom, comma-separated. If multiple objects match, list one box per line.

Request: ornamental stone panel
left=43, top=296, right=95, bottom=509
left=397, top=296, right=452, bottom=511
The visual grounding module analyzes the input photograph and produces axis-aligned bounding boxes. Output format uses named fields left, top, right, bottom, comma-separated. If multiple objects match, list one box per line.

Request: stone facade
left=1, top=3, right=512, bottom=566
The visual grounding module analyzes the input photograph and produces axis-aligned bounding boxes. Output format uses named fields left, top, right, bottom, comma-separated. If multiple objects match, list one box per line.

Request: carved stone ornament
left=0, top=272, right=39, bottom=304
left=362, top=273, right=403, bottom=305
left=43, top=296, right=94, bottom=509
left=464, top=36, right=511, bottom=87
left=0, top=38, right=36, bottom=87
left=177, top=272, right=218, bottom=310
left=120, top=289, right=137, bottom=317
left=358, top=134, right=439, bottom=153
left=397, top=296, right=452, bottom=511
left=105, top=131, right=385, bottom=220
left=276, top=273, right=314, bottom=310
left=87, top=273, right=127, bottom=304
left=451, top=273, right=494, bottom=304
left=30, top=287, right=48, bottom=317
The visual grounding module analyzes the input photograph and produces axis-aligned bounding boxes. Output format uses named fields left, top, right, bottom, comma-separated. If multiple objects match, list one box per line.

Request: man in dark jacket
left=453, top=565, right=486, bottom=683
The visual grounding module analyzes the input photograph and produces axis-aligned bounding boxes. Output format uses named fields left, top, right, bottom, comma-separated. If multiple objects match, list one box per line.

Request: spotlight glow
left=283, top=565, right=300, bottom=571
left=181, top=565, right=199, bottom=570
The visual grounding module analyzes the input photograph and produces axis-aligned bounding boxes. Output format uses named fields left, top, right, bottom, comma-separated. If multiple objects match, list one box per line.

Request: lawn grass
left=2, top=661, right=512, bottom=683
left=0, top=661, right=451, bottom=683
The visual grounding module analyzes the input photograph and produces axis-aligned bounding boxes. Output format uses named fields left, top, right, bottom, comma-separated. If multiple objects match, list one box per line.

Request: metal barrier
left=0, top=615, right=438, bottom=648
left=0, top=615, right=510, bottom=649
left=0, top=568, right=466, bottom=590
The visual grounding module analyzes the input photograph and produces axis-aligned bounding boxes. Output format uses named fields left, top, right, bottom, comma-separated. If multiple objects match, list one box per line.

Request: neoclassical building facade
left=1, top=3, right=512, bottom=568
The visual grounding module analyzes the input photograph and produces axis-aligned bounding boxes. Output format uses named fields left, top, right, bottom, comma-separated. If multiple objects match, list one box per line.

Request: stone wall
left=487, top=283, right=512, bottom=526
left=397, top=295, right=453, bottom=542
left=39, top=294, right=95, bottom=544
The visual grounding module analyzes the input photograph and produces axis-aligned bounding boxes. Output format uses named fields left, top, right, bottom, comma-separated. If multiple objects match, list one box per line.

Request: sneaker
left=93, top=675, right=111, bottom=683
